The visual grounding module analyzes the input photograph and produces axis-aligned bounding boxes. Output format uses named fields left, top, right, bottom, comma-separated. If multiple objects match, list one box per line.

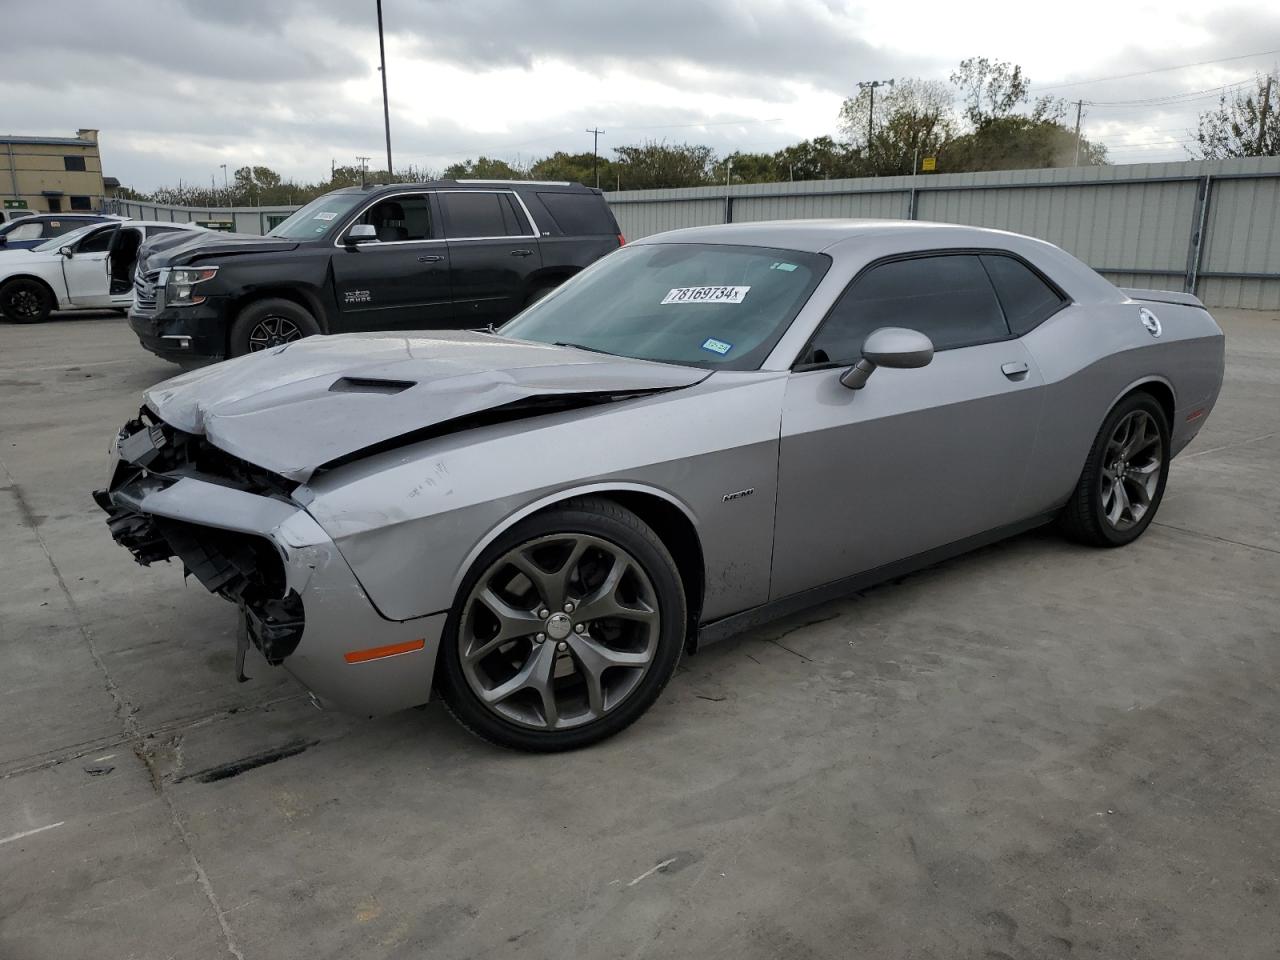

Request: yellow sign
left=921, top=157, right=937, bottom=172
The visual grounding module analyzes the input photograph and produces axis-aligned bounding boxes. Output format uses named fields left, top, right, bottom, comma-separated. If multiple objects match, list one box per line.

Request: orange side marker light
left=344, top=639, right=426, bottom=663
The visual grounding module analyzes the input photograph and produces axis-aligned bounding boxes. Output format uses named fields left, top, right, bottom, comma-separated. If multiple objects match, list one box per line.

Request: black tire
left=525, top=282, right=559, bottom=306
left=227, top=298, right=320, bottom=357
left=438, top=497, right=686, bottom=752
left=0, top=278, right=54, bottom=324
left=1059, top=391, right=1171, bottom=547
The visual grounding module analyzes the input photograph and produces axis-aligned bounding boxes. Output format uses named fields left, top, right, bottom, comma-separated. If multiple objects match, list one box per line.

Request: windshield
left=267, top=192, right=366, bottom=239
left=500, top=242, right=830, bottom=370
left=33, top=223, right=100, bottom=252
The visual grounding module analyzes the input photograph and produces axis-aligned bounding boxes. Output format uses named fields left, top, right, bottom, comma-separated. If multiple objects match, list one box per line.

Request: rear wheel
left=438, top=497, right=686, bottom=751
left=1059, top=392, right=1170, bottom=547
left=0, top=278, right=53, bottom=324
left=228, top=298, right=320, bottom=357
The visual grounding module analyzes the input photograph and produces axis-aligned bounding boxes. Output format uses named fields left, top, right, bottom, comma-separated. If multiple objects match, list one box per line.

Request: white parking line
left=0, top=821, right=65, bottom=845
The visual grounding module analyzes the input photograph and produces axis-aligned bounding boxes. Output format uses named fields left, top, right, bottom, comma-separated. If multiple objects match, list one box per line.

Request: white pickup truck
left=0, top=219, right=205, bottom=323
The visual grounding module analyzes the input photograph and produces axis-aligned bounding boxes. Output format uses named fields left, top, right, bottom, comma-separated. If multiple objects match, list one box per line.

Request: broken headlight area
left=94, top=411, right=305, bottom=665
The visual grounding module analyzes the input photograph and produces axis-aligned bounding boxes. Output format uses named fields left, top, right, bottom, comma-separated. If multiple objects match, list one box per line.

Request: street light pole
left=376, top=0, right=393, bottom=181
left=219, top=163, right=228, bottom=204
left=857, top=78, right=894, bottom=149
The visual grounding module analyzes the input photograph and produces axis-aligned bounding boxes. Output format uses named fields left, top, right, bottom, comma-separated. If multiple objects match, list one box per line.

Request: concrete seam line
left=1151, top=520, right=1280, bottom=556
left=0, top=454, right=246, bottom=960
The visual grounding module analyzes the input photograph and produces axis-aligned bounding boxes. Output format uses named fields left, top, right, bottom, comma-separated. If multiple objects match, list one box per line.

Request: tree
left=528, top=151, right=618, bottom=186
left=951, top=57, right=1030, bottom=126
left=941, top=116, right=1108, bottom=172
left=722, top=151, right=780, bottom=183
left=770, top=136, right=861, bottom=181
left=1193, top=74, right=1280, bottom=158
left=442, top=156, right=527, bottom=180
left=839, top=78, right=955, bottom=175
left=611, top=141, right=715, bottom=189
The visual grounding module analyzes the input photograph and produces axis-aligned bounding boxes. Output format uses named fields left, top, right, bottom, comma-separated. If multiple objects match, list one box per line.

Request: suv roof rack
left=455, top=179, right=575, bottom=186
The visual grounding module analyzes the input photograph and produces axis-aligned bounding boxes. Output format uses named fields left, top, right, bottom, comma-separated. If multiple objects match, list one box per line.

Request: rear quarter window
left=980, top=254, right=1067, bottom=335
left=535, top=192, right=617, bottom=235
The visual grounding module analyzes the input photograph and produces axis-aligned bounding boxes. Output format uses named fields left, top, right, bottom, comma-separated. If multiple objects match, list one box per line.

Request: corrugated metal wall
left=605, top=158, right=1280, bottom=309
left=109, top=158, right=1280, bottom=309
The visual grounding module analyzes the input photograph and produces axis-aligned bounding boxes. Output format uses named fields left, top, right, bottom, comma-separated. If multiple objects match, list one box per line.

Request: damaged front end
left=94, top=409, right=305, bottom=666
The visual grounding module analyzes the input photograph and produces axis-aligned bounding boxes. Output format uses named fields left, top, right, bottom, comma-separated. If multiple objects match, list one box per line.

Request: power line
left=1032, top=47, right=1280, bottom=91
left=1086, top=80, right=1254, bottom=107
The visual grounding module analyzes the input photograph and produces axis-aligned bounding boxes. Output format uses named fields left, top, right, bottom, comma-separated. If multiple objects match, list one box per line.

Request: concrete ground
left=1, top=308, right=1277, bottom=960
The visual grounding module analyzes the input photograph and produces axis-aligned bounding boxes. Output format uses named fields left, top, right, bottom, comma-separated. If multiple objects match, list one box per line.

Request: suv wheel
left=438, top=497, right=686, bottom=751
left=0, top=278, right=54, bottom=324
left=228, top=298, right=320, bottom=357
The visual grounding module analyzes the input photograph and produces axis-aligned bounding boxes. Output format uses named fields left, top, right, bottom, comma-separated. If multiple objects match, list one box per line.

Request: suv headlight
left=165, top=266, right=218, bottom=306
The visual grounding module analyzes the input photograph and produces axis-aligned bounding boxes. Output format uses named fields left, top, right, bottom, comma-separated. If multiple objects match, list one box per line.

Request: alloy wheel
left=5, top=288, right=41, bottom=320
left=1099, top=409, right=1163, bottom=530
left=458, top=533, right=661, bottom=730
left=246, top=315, right=303, bottom=351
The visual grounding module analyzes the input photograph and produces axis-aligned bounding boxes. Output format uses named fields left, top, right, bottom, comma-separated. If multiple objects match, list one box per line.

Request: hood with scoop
left=143, top=331, right=709, bottom=483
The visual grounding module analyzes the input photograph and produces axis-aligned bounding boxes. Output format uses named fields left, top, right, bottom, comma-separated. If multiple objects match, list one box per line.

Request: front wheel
left=0, top=278, right=53, bottom=324
left=438, top=497, right=686, bottom=751
left=1059, top=392, right=1170, bottom=547
left=228, top=298, right=320, bottom=358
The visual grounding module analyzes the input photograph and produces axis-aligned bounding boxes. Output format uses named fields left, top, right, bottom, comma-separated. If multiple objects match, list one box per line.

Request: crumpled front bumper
left=97, top=441, right=445, bottom=716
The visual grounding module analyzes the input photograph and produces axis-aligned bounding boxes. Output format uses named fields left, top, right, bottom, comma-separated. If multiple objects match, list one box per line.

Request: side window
left=354, top=194, right=434, bottom=242
left=980, top=255, right=1066, bottom=336
left=441, top=192, right=525, bottom=239
left=7, top=222, right=44, bottom=241
left=77, top=226, right=117, bottom=253
left=46, top=220, right=83, bottom=238
left=536, top=192, right=616, bottom=235
left=808, top=254, right=1009, bottom=364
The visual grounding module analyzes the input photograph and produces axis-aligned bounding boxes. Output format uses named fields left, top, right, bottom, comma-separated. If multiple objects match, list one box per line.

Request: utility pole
left=376, top=0, right=393, bottom=181
left=356, top=156, right=370, bottom=188
left=1073, top=99, right=1084, bottom=165
left=1258, top=76, right=1273, bottom=155
left=585, top=128, right=605, bottom=187
left=857, top=78, right=894, bottom=151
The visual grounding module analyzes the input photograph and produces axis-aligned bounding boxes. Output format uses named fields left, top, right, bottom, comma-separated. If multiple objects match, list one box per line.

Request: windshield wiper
left=553, top=341, right=615, bottom=356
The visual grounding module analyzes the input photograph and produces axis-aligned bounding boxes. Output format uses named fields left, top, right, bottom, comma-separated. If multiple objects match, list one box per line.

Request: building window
left=64, top=155, right=87, bottom=172
left=47, top=197, right=62, bottom=213
left=69, top=196, right=92, bottom=211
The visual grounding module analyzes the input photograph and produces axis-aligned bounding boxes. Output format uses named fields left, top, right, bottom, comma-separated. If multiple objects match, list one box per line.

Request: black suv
left=129, top=180, right=624, bottom=363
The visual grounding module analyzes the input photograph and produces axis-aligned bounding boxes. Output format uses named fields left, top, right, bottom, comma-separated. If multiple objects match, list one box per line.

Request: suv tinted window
left=980, top=254, right=1066, bottom=335
left=808, top=254, right=1009, bottom=364
left=537, top=192, right=615, bottom=235
left=354, top=194, right=433, bottom=242
left=441, top=192, right=525, bottom=239
left=77, top=226, right=117, bottom=253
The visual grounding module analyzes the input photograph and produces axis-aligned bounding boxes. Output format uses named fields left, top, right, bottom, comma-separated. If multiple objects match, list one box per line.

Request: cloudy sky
left=8, top=0, right=1279, bottom=190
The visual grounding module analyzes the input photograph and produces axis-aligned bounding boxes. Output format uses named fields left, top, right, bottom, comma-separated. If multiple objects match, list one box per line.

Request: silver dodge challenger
left=96, top=220, right=1225, bottom=750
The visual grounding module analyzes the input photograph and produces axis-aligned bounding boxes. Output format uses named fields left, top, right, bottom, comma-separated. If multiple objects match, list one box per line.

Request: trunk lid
left=144, top=331, right=707, bottom=482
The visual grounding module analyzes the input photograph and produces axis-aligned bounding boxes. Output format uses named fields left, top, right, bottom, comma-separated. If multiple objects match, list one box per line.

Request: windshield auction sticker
left=661, top=285, right=750, bottom=305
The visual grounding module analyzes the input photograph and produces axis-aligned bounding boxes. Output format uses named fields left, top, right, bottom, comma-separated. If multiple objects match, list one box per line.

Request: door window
left=441, top=192, right=527, bottom=239
left=807, top=253, right=1010, bottom=364
left=351, top=194, right=434, bottom=242
left=76, top=226, right=117, bottom=253
left=979, top=254, right=1066, bottom=335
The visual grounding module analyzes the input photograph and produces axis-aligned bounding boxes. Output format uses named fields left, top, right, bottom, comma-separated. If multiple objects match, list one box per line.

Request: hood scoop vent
left=329, top=377, right=416, bottom=395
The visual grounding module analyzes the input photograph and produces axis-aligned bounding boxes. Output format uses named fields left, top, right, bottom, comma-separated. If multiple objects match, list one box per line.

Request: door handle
left=509, top=249, right=534, bottom=257
left=1001, top=360, right=1030, bottom=380
left=417, top=255, right=442, bottom=263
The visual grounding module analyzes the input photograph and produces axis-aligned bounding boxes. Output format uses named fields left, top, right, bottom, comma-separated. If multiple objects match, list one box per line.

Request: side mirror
left=840, top=327, right=934, bottom=390
left=59, top=245, right=74, bottom=258
left=345, top=223, right=377, bottom=246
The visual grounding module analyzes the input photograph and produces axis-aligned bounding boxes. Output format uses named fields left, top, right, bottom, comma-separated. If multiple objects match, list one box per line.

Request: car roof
left=631, top=218, right=1041, bottom=253
left=333, top=179, right=597, bottom=196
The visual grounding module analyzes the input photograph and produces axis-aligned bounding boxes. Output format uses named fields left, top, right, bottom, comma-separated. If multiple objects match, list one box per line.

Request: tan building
left=2, top=129, right=107, bottom=214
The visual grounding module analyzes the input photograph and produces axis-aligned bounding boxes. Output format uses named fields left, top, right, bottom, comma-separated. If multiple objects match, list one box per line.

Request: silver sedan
left=96, top=220, right=1225, bottom=750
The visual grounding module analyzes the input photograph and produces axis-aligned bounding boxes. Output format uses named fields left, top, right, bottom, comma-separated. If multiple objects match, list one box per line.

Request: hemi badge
left=344, top=638, right=426, bottom=663
left=722, top=488, right=755, bottom=502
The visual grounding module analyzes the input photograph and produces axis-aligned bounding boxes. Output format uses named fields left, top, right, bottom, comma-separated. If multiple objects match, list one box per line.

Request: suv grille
left=134, top=269, right=160, bottom=312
